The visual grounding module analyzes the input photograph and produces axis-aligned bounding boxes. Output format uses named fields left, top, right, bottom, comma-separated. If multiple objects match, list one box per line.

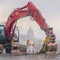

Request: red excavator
left=0, top=2, right=56, bottom=53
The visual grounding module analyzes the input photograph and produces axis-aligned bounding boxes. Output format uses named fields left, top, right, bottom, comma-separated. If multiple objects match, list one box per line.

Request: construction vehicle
left=0, top=2, right=56, bottom=54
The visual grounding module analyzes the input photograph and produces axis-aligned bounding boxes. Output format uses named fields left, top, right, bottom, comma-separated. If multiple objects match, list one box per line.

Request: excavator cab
left=0, top=25, right=5, bottom=53
left=0, top=25, right=12, bottom=54
left=0, top=25, right=5, bottom=44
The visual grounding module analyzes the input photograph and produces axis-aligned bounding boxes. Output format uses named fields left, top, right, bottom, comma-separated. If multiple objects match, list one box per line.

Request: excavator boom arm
left=5, top=2, right=56, bottom=40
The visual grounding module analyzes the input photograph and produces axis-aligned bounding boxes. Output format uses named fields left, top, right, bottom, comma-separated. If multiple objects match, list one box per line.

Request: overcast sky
left=0, top=0, right=60, bottom=40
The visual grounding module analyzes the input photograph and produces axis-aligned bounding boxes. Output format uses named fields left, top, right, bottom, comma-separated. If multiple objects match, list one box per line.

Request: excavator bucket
left=40, top=37, right=58, bottom=54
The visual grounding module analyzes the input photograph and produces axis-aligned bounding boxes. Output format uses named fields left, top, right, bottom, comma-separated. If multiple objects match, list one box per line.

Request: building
left=19, top=27, right=35, bottom=44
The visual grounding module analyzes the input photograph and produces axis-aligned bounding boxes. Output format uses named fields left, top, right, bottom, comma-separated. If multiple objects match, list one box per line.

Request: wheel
left=5, top=44, right=12, bottom=54
left=5, top=48, right=11, bottom=53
